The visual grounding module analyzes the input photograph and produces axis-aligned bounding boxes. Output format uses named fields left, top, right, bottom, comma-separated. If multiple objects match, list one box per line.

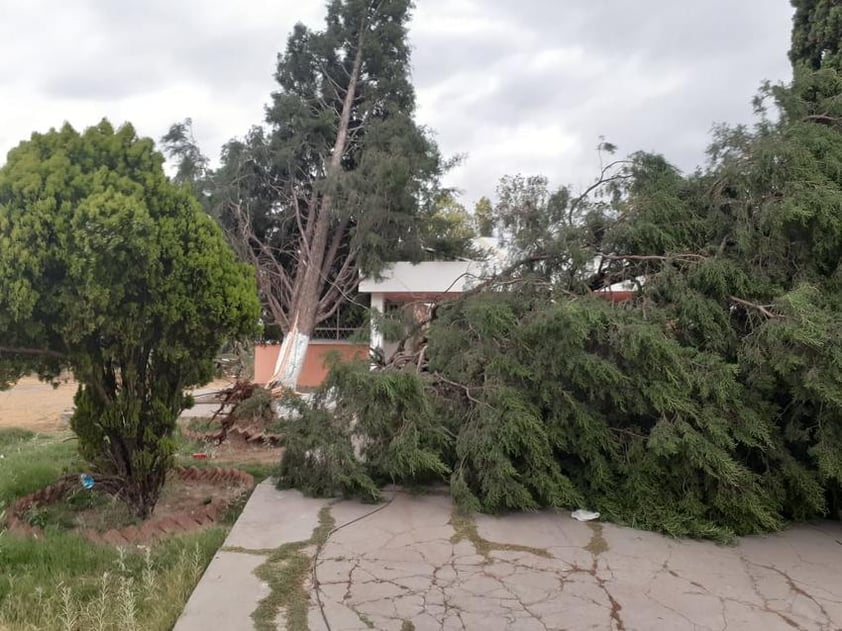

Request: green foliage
left=232, top=386, right=275, bottom=425
left=474, top=196, right=494, bottom=238
left=270, top=3, right=842, bottom=541
left=278, top=362, right=452, bottom=499
left=420, top=192, right=480, bottom=260
left=160, top=118, right=209, bottom=189
left=790, top=0, right=842, bottom=72
left=430, top=294, right=785, bottom=539
left=0, top=121, right=260, bottom=517
left=277, top=391, right=382, bottom=502
left=0, top=431, right=227, bottom=631
left=277, top=32, right=842, bottom=539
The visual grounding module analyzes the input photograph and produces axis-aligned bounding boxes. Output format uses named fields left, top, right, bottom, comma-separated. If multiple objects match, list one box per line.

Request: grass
left=0, top=431, right=81, bottom=510
left=0, top=527, right=226, bottom=631
left=252, top=506, right=336, bottom=631
left=0, top=427, right=244, bottom=631
left=0, top=429, right=35, bottom=449
left=184, top=417, right=219, bottom=434
left=23, top=488, right=139, bottom=533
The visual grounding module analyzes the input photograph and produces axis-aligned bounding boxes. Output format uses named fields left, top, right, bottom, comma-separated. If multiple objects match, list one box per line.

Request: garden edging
left=4, top=466, right=254, bottom=545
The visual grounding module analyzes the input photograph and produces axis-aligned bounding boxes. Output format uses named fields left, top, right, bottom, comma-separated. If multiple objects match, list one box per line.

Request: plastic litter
left=571, top=509, right=600, bottom=522
left=79, top=473, right=95, bottom=490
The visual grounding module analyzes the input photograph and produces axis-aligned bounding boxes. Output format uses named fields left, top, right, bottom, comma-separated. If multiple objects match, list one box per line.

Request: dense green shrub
left=0, top=122, right=260, bottom=517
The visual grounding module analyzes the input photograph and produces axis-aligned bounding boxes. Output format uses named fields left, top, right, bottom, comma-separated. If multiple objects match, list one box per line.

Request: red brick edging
left=182, top=424, right=283, bottom=447
left=3, top=466, right=254, bottom=546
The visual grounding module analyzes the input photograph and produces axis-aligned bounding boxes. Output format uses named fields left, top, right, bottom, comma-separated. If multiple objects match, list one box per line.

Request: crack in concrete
left=755, top=562, right=832, bottom=624
left=582, top=521, right=626, bottom=631
left=300, top=501, right=840, bottom=631
left=739, top=553, right=813, bottom=630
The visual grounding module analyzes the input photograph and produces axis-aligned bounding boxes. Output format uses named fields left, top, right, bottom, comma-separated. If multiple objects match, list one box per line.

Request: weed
left=184, top=417, right=219, bottom=434
left=585, top=522, right=609, bottom=556
left=0, top=433, right=80, bottom=508
left=0, top=530, right=225, bottom=631
left=25, top=488, right=138, bottom=533
left=0, top=429, right=35, bottom=449
left=252, top=506, right=336, bottom=631
left=0, top=427, right=231, bottom=631
left=449, top=507, right=551, bottom=560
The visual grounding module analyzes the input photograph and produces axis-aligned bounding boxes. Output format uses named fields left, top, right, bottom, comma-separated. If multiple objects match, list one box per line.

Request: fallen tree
left=276, top=51, right=842, bottom=539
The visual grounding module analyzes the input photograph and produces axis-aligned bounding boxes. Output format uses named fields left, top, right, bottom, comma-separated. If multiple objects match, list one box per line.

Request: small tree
left=0, top=121, right=260, bottom=518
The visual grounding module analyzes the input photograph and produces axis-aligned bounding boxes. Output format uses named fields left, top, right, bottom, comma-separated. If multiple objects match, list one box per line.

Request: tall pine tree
left=211, top=0, right=448, bottom=387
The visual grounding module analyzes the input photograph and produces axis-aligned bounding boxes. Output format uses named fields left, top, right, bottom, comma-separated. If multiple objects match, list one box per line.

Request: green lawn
left=0, top=428, right=245, bottom=631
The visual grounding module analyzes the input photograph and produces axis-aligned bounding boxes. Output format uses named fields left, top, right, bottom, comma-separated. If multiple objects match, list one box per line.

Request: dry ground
left=0, top=376, right=233, bottom=433
left=0, top=376, right=77, bottom=432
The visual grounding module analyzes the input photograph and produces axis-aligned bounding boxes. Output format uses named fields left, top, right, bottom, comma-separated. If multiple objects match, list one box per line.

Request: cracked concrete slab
left=226, top=481, right=327, bottom=550
left=173, top=481, right=332, bottom=631
left=313, top=495, right=842, bottom=631
left=173, top=550, right=270, bottom=631
left=175, top=482, right=842, bottom=630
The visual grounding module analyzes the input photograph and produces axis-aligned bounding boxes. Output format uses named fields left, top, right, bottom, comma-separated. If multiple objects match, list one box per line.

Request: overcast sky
left=0, top=0, right=794, bottom=205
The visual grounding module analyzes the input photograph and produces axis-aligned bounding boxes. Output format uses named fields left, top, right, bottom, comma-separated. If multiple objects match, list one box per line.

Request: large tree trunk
left=270, top=29, right=365, bottom=390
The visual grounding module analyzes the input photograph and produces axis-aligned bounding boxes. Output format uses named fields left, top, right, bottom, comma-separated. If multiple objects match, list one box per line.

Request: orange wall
left=254, top=342, right=369, bottom=389
left=600, top=290, right=635, bottom=303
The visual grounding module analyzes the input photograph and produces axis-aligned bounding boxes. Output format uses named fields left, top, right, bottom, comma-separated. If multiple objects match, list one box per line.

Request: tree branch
left=567, top=160, right=633, bottom=224
left=728, top=296, right=782, bottom=319
left=601, top=253, right=707, bottom=263
left=802, top=114, right=842, bottom=125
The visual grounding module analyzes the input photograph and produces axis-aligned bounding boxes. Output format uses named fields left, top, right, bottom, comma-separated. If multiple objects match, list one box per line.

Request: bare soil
left=176, top=422, right=284, bottom=468
left=0, top=376, right=77, bottom=432
left=0, top=376, right=233, bottom=433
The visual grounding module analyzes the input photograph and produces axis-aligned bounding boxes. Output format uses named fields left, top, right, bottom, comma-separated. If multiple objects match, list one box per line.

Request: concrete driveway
left=175, top=481, right=842, bottom=630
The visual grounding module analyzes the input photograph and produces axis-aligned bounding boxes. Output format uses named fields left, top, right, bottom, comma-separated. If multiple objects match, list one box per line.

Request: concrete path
left=174, top=481, right=842, bottom=630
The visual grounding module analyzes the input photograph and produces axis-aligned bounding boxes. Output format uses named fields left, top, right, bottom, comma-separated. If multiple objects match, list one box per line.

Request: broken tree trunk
left=268, top=24, right=366, bottom=390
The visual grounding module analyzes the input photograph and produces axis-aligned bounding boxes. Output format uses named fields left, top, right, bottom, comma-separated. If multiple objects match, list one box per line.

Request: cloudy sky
left=1, top=1, right=794, bottom=204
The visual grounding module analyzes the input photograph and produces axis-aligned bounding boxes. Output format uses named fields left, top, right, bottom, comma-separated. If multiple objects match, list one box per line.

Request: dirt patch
left=178, top=414, right=284, bottom=467
left=154, top=475, right=246, bottom=523
left=0, top=377, right=233, bottom=433
left=7, top=467, right=254, bottom=545
left=192, top=442, right=283, bottom=467
left=0, top=376, right=76, bottom=432
left=24, top=473, right=248, bottom=534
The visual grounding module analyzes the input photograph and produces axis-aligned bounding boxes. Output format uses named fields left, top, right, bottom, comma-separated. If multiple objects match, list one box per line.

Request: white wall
left=359, top=261, right=493, bottom=294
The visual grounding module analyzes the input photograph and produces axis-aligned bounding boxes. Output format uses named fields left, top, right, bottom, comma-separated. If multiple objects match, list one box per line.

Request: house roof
left=359, top=261, right=493, bottom=294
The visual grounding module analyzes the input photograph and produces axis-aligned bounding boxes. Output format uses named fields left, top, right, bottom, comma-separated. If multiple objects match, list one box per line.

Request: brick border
left=181, top=423, right=283, bottom=447
left=4, top=466, right=254, bottom=545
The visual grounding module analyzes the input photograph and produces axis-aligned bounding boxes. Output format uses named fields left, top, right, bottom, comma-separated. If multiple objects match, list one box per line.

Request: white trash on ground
left=571, top=509, right=600, bottom=522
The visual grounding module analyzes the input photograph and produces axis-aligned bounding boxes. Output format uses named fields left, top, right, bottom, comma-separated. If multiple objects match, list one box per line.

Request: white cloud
left=0, top=0, right=794, bottom=203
